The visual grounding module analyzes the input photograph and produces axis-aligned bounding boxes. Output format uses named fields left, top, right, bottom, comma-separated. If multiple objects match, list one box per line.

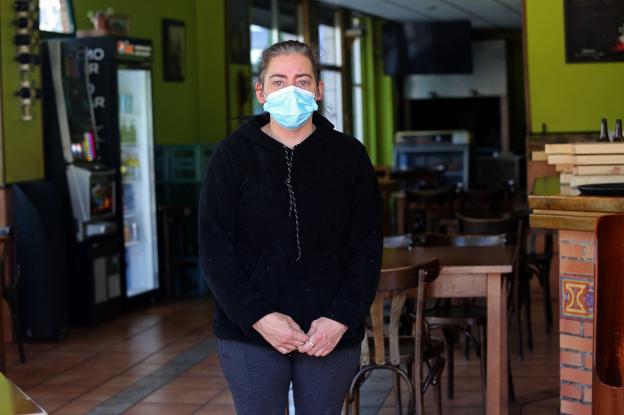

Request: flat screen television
left=383, top=20, right=473, bottom=75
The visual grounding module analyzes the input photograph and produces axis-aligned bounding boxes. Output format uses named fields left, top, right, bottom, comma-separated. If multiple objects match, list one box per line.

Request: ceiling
left=319, top=0, right=522, bottom=29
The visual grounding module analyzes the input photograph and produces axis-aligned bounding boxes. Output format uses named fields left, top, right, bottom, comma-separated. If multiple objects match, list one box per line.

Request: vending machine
left=71, top=37, right=160, bottom=302
left=42, top=39, right=123, bottom=324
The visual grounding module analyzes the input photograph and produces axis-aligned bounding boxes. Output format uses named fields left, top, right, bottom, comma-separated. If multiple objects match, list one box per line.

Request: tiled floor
left=3, top=278, right=559, bottom=414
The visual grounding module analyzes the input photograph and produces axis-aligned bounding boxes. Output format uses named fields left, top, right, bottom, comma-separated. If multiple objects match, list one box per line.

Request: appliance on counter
left=393, top=130, right=471, bottom=187
left=71, top=36, right=160, bottom=303
left=41, top=39, right=123, bottom=325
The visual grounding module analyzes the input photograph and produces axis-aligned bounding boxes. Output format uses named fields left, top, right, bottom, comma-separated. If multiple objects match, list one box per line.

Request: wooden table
left=0, top=371, right=46, bottom=414
left=383, top=246, right=514, bottom=415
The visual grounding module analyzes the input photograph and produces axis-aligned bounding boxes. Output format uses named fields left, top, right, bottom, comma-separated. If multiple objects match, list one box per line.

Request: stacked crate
left=543, top=143, right=624, bottom=195
left=155, top=144, right=215, bottom=297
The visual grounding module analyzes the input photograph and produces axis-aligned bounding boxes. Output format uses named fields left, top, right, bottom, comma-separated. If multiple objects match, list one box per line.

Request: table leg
left=396, top=196, right=405, bottom=235
left=486, top=273, right=508, bottom=415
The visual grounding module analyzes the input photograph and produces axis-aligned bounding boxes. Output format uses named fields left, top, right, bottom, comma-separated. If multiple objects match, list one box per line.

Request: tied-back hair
left=258, top=40, right=321, bottom=86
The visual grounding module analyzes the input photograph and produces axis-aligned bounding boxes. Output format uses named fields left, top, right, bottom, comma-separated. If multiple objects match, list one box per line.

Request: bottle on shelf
left=598, top=118, right=610, bottom=142
left=614, top=119, right=623, bottom=143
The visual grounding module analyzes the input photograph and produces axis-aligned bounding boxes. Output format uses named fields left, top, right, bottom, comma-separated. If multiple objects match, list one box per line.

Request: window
left=318, top=7, right=343, bottom=132
left=250, top=0, right=302, bottom=114
left=350, top=17, right=364, bottom=142
left=39, top=0, right=74, bottom=33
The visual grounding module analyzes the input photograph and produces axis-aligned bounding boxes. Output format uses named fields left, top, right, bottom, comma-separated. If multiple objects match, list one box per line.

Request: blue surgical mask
left=263, top=85, right=318, bottom=130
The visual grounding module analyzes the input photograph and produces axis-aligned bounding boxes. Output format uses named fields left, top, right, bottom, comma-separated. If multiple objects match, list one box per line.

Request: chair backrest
left=391, top=169, right=442, bottom=189
left=456, top=187, right=507, bottom=213
left=417, top=232, right=508, bottom=247
left=405, top=186, right=454, bottom=205
left=456, top=212, right=518, bottom=235
left=362, top=258, right=440, bottom=367
left=383, top=234, right=413, bottom=249
left=375, top=165, right=391, bottom=179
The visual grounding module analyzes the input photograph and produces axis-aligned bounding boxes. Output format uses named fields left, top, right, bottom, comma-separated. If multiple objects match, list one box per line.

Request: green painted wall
left=526, top=1, right=624, bottom=133
left=0, top=0, right=45, bottom=183
left=361, top=17, right=394, bottom=166
left=73, top=0, right=227, bottom=144
left=196, top=0, right=227, bottom=142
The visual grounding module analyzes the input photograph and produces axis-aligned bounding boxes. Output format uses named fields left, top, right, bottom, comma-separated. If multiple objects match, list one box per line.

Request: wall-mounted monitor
left=383, top=20, right=473, bottom=75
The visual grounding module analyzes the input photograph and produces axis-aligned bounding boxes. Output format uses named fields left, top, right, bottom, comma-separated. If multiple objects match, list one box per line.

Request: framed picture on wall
left=564, top=0, right=624, bottom=63
left=162, top=19, right=185, bottom=82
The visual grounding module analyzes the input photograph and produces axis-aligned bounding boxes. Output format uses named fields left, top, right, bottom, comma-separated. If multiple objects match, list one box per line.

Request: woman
left=198, top=40, right=382, bottom=415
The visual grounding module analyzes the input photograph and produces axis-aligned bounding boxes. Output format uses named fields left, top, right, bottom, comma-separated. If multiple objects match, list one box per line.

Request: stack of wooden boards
left=542, top=142, right=624, bottom=195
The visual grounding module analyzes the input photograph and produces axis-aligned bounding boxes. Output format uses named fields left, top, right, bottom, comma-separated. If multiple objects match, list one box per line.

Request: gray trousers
left=218, top=338, right=361, bottom=415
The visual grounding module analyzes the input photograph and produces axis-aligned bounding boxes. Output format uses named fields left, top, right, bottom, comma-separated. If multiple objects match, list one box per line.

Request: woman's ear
left=255, top=82, right=266, bottom=104
left=316, top=80, right=324, bottom=102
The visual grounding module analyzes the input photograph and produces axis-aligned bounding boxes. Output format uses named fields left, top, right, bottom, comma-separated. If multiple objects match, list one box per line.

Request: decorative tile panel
left=561, top=275, right=594, bottom=320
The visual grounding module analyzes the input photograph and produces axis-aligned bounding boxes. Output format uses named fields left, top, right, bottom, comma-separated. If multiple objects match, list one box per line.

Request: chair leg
left=515, top=276, right=524, bottom=361
left=11, top=307, right=26, bottom=364
left=433, top=375, right=443, bottom=415
left=353, top=384, right=360, bottom=415
left=541, top=261, right=554, bottom=334
left=524, top=277, right=534, bottom=351
left=464, top=326, right=471, bottom=360
left=508, top=356, right=516, bottom=403
left=394, top=372, right=403, bottom=415
left=479, top=325, right=487, bottom=405
left=444, top=329, right=455, bottom=399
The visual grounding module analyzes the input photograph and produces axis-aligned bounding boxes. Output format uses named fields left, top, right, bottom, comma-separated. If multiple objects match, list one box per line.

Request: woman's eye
left=298, top=80, right=309, bottom=86
left=273, top=80, right=283, bottom=86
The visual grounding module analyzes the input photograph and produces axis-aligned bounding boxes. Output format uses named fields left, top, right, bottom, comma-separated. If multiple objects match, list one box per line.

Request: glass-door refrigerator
left=72, top=37, right=159, bottom=302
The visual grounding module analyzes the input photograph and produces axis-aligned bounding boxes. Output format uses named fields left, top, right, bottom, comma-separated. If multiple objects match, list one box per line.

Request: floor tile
left=122, top=402, right=200, bottom=415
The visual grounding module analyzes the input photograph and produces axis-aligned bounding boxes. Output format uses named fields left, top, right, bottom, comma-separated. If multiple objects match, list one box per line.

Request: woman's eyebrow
left=268, top=73, right=311, bottom=79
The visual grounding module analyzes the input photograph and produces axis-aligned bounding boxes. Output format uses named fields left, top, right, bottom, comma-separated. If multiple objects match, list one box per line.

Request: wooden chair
left=415, top=233, right=511, bottom=402
left=375, top=165, right=391, bottom=179
left=457, top=212, right=528, bottom=362
left=345, top=258, right=445, bottom=415
left=391, top=169, right=442, bottom=190
left=455, top=187, right=507, bottom=215
left=525, top=229, right=554, bottom=334
left=405, top=187, right=455, bottom=234
left=379, top=179, right=401, bottom=236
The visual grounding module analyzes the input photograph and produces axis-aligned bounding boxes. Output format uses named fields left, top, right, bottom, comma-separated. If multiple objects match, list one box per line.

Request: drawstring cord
left=283, top=145, right=302, bottom=261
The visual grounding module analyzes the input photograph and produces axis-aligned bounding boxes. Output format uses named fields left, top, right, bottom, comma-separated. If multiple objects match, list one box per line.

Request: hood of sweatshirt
left=237, top=111, right=335, bottom=153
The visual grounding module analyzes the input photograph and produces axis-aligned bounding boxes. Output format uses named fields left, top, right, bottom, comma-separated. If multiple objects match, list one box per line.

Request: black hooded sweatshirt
left=198, top=112, right=382, bottom=349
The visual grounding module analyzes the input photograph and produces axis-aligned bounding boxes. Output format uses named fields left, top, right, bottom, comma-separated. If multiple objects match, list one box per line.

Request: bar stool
left=345, top=258, right=445, bottom=415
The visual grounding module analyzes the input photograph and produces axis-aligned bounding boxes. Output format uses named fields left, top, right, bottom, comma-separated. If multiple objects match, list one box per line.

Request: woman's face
left=255, top=53, right=324, bottom=104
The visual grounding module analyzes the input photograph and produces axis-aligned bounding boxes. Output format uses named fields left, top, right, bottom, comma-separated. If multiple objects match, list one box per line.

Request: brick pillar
left=559, top=230, right=595, bottom=415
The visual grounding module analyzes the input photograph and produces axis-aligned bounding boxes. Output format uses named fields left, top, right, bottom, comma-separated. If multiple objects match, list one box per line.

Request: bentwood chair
left=345, top=258, right=445, bottom=415
left=415, top=233, right=507, bottom=402
left=405, top=187, right=455, bottom=235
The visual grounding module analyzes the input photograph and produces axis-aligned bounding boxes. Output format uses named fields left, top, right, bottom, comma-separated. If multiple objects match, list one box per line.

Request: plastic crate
left=154, top=144, right=215, bottom=184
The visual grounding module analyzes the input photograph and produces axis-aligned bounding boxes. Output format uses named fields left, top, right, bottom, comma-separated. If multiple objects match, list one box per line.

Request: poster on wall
left=564, top=0, right=624, bottom=63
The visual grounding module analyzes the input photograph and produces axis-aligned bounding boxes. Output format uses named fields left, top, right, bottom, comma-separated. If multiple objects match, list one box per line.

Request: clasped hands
left=252, top=312, right=347, bottom=357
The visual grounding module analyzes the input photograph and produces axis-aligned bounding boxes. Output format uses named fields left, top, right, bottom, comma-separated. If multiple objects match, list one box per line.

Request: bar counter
left=529, top=190, right=624, bottom=415
left=529, top=193, right=624, bottom=231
